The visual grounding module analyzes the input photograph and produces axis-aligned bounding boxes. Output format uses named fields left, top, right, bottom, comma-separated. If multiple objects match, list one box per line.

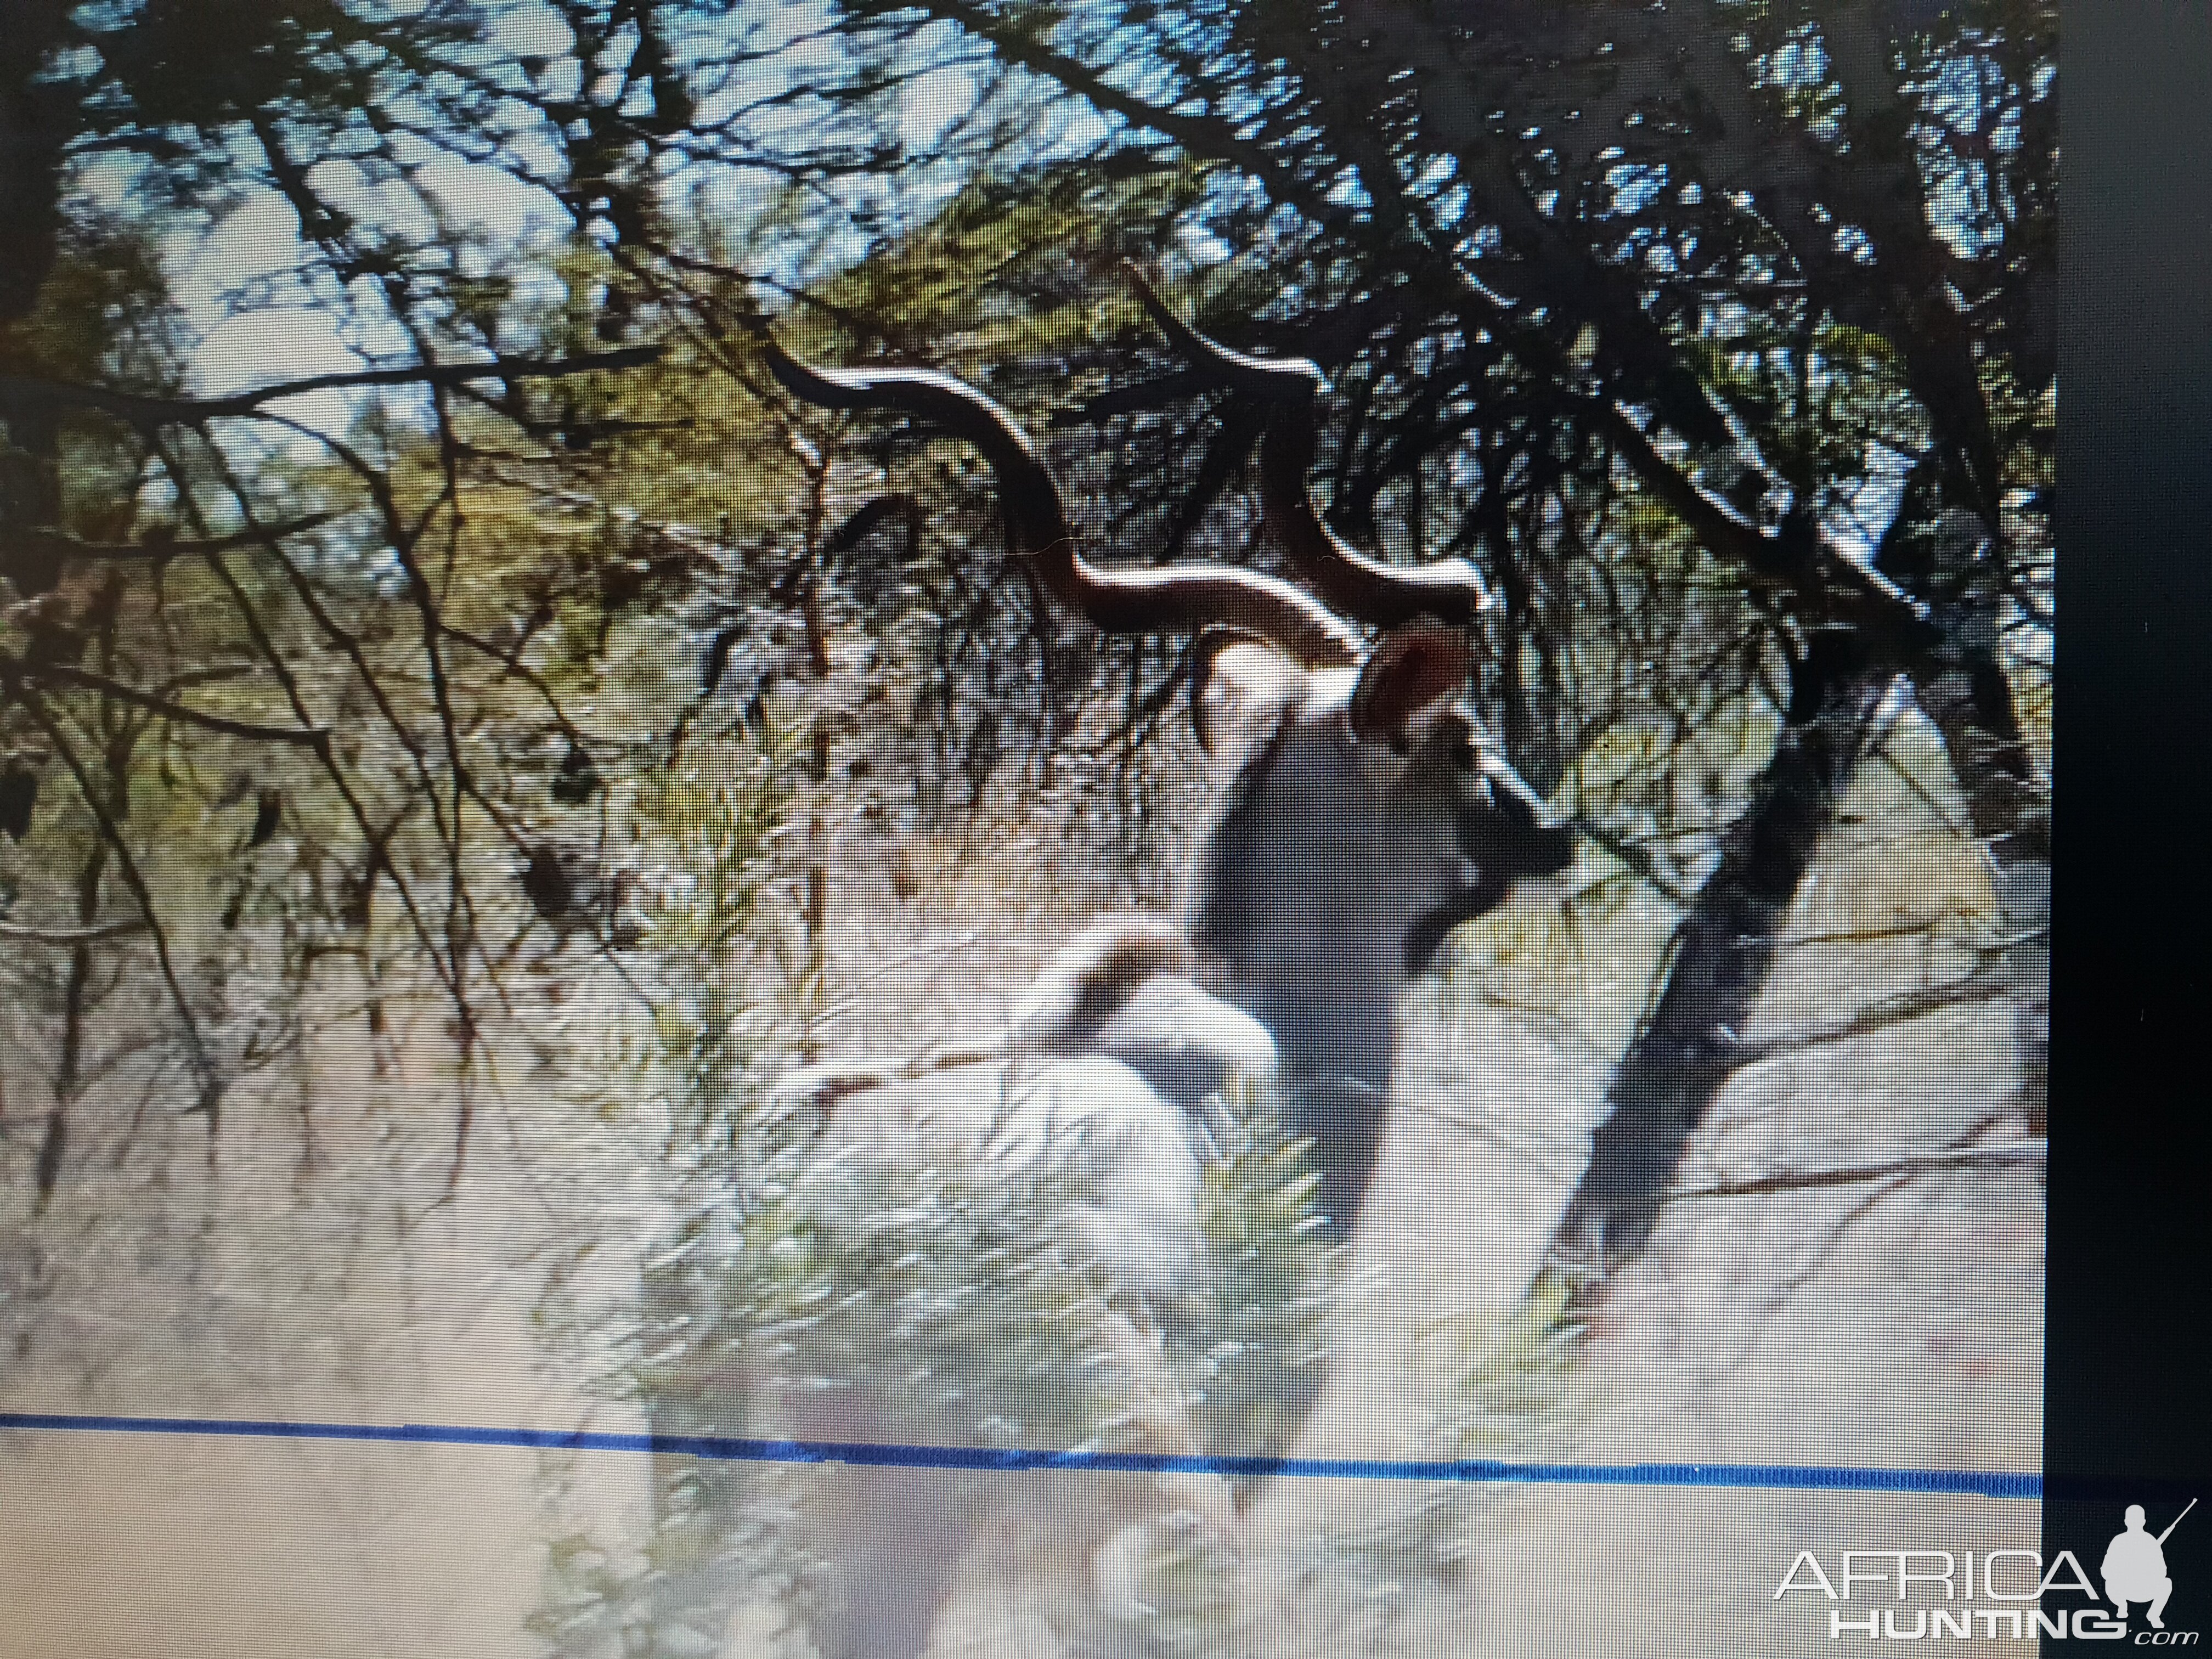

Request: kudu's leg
left=977, top=1310, right=1245, bottom=1655
left=791, top=1316, right=1238, bottom=1659
left=642, top=1379, right=752, bottom=1655
left=783, top=1382, right=992, bottom=1659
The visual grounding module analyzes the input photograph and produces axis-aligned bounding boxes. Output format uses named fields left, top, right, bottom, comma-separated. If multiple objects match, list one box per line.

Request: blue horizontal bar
left=0, top=1410, right=2039, bottom=1499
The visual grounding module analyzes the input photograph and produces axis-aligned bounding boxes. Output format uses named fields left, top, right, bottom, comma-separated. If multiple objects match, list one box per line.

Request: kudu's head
left=1189, top=620, right=1575, bottom=999
left=752, top=267, right=1572, bottom=1051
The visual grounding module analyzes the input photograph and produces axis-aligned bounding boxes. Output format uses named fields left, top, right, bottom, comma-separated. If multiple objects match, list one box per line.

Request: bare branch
left=15, top=690, right=221, bottom=1124
left=1725, top=970, right=2020, bottom=1068
left=0, top=916, right=148, bottom=946
left=1585, top=398, right=1935, bottom=645
left=8, top=659, right=331, bottom=748
left=18, top=515, right=336, bottom=563
left=0, top=346, right=662, bottom=427
left=1670, top=1139, right=2046, bottom=1202
left=151, top=433, right=464, bottom=1016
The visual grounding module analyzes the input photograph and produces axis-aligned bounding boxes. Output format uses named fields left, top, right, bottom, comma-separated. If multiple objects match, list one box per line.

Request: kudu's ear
left=1191, top=627, right=1303, bottom=757
left=1347, top=621, right=1470, bottom=750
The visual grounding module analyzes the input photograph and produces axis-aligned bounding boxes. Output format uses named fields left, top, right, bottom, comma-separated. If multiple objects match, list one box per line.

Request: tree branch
left=0, top=346, right=662, bottom=427
left=15, top=515, right=335, bottom=563
left=1669, top=1138, right=2046, bottom=1201
left=1723, top=970, right=2021, bottom=1068
left=6, top=659, right=331, bottom=748
left=1584, top=397, right=1934, bottom=644
left=0, top=916, right=148, bottom=946
left=15, top=690, right=221, bottom=1126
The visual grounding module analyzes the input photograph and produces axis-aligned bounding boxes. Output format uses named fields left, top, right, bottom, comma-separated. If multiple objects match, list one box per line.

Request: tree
left=0, top=2, right=718, bottom=1185
left=741, top=0, right=2055, bottom=1300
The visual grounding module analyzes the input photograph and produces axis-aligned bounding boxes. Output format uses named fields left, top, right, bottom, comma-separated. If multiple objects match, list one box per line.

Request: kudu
left=645, top=270, right=1575, bottom=1659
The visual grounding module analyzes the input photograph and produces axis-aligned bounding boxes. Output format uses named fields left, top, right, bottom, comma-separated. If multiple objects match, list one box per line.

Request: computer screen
left=0, top=4, right=2181, bottom=1656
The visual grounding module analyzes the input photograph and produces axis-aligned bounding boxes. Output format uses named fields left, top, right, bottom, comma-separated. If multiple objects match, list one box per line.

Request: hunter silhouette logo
left=1773, top=1500, right=2202, bottom=1641
left=2104, top=1500, right=2194, bottom=1630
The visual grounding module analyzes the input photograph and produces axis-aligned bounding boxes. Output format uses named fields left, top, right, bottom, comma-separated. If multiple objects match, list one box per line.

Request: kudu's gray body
left=641, top=273, right=1572, bottom=1659
left=1186, top=641, right=1575, bottom=1230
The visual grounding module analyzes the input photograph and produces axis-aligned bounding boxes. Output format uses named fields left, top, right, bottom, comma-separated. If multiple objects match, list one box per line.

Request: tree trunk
left=1542, top=641, right=1898, bottom=1301
left=1899, top=515, right=2052, bottom=1133
left=1, top=5, right=75, bottom=602
left=0, top=2, right=71, bottom=326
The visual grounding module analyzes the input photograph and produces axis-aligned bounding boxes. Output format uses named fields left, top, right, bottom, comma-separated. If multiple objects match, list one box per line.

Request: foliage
left=1166, top=1082, right=1340, bottom=1480
left=532, top=854, right=1340, bottom=1654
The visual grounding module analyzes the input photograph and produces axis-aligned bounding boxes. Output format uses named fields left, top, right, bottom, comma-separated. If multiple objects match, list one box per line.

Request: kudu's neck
left=1200, top=926, right=1404, bottom=1238
left=1187, top=709, right=1425, bottom=1238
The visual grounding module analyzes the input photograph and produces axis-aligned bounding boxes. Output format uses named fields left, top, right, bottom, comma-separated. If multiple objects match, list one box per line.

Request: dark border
left=2045, top=0, right=2212, bottom=1536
